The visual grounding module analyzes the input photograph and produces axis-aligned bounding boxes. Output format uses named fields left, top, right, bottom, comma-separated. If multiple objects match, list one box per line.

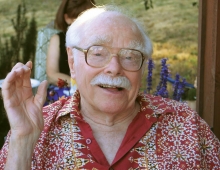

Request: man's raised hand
left=1, top=61, right=48, bottom=141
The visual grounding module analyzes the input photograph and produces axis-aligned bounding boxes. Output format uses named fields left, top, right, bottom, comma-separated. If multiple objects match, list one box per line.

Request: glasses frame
left=72, top=45, right=145, bottom=71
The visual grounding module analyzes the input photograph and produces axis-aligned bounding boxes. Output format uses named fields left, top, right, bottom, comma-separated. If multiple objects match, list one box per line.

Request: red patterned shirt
left=1, top=91, right=220, bottom=169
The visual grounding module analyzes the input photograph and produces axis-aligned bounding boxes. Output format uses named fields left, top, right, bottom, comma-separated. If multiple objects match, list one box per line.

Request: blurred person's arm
left=46, top=34, right=71, bottom=85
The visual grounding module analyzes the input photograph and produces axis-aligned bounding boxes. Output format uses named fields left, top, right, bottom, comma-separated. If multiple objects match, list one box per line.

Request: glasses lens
left=87, top=46, right=109, bottom=67
left=119, top=49, right=143, bottom=71
left=86, top=46, right=143, bottom=71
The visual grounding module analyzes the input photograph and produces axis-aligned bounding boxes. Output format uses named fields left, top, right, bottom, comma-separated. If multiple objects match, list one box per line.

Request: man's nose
left=103, top=55, right=123, bottom=76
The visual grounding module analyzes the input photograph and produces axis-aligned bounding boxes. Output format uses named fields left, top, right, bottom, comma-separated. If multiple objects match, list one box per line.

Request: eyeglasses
left=72, top=45, right=145, bottom=71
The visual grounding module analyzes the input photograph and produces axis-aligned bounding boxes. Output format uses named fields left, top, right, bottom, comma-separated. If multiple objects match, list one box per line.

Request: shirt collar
left=137, top=92, right=176, bottom=119
left=55, top=90, right=176, bottom=122
left=55, top=90, right=81, bottom=122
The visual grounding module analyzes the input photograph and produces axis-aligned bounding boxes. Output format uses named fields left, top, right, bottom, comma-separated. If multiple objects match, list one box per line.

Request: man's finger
left=11, top=62, right=24, bottom=70
left=35, top=80, right=48, bottom=107
left=25, top=61, right=32, bottom=69
left=2, top=64, right=32, bottom=99
left=2, top=71, right=18, bottom=90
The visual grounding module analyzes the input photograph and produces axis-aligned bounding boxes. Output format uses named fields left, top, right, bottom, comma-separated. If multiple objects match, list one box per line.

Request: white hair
left=66, top=5, right=153, bottom=60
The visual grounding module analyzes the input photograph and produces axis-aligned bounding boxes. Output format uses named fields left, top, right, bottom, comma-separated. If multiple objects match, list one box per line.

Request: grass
left=0, top=0, right=198, bottom=94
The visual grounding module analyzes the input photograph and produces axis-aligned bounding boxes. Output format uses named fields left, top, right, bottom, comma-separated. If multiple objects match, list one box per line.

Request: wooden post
left=197, top=0, right=220, bottom=139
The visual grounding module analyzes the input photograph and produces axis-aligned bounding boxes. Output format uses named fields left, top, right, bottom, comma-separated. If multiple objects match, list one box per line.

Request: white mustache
left=90, top=74, right=131, bottom=90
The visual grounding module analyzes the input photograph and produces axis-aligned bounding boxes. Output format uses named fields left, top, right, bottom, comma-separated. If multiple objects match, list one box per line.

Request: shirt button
left=109, top=168, right=114, bottom=170
left=86, top=138, right=92, bottom=144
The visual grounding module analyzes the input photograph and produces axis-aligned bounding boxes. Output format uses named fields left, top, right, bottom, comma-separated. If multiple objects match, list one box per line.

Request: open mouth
left=98, top=84, right=124, bottom=91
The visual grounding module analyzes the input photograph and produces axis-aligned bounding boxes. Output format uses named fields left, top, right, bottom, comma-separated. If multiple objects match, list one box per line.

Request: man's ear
left=67, top=47, right=76, bottom=79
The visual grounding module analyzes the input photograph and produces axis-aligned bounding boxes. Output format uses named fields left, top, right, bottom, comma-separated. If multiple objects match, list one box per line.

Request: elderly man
left=0, top=5, right=220, bottom=170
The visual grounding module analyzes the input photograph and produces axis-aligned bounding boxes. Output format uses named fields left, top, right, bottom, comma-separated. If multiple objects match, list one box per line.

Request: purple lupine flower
left=157, top=86, right=169, bottom=98
left=173, top=74, right=186, bottom=101
left=177, top=78, right=186, bottom=101
left=146, top=59, right=154, bottom=93
left=173, top=74, right=180, bottom=101
left=155, top=58, right=169, bottom=98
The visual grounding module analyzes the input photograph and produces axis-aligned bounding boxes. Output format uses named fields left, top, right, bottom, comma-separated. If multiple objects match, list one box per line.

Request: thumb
left=35, top=80, right=48, bottom=107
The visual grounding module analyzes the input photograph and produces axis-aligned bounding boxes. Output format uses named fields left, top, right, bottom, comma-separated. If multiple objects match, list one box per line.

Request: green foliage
left=0, top=2, right=37, bottom=79
left=0, top=38, right=13, bottom=79
left=11, top=3, right=28, bottom=63
left=144, top=0, right=153, bottom=10
left=182, top=88, right=197, bottom=101
left=23, top=16, right=37, bottom=77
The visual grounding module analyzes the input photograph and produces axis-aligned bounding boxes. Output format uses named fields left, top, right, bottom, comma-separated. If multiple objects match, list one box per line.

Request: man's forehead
left=83, top=34, right=143, bottom=50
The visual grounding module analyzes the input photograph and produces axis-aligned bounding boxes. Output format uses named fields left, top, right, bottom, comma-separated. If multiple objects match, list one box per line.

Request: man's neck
left=80, top=102, right=140, bottom=127
left=80, top=102, right=140, bottom=164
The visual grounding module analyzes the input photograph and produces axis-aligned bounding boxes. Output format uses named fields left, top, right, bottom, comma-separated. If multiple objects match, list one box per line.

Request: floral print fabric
left=0, top=91, right=220, bottom=169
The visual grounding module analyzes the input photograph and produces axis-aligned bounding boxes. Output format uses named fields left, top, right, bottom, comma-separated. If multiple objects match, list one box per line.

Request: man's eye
left=94, top=53, right=102, bottom=56
left=125, top=56, right=135, bottom=60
